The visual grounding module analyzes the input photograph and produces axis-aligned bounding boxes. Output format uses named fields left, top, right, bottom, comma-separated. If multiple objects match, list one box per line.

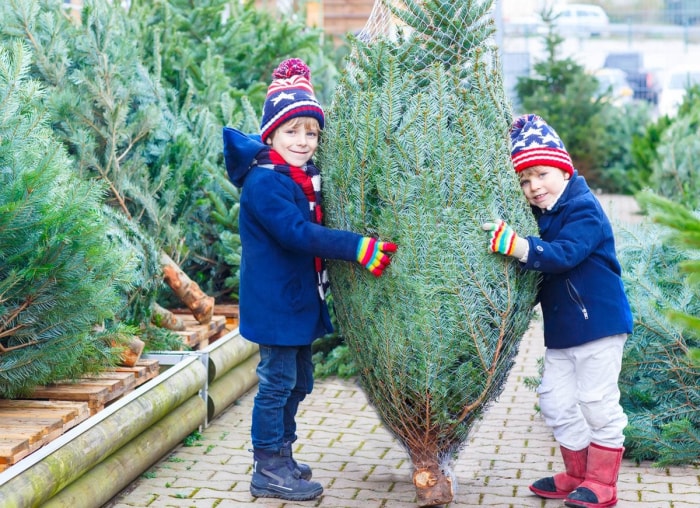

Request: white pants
left=537, top=334, right=628, bottom=450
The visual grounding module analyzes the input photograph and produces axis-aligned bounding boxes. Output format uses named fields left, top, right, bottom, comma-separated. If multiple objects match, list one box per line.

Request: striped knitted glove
left=356, top=238, right=398, bottom=277
left=482, top=220, right=528, bottom=260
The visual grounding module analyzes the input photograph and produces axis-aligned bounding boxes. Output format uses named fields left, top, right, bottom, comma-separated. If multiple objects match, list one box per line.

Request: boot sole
left=529, top=485, right=571, bottom=499
left=250, top=484, right=323, bottom=501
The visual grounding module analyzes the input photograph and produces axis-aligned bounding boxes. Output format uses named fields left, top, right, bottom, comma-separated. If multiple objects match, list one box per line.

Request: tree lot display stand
left=0, top=327, right=259, bottom=508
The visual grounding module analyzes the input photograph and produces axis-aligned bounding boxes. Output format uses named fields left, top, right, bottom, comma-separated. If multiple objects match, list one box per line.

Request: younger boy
left=223, top=58, right=397, bottom=502
left=482, top=114, right=632, bottom=508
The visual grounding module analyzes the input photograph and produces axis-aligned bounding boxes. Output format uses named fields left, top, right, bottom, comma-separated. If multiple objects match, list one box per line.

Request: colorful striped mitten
left=356, top=238, right=398, bottom=277
left=482, top=220, right=528, bottom=260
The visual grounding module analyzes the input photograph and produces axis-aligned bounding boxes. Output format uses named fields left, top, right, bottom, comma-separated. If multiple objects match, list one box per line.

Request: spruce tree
left=615, top=205, right=700, bottom=466
left=0, top=40, right=138, bottom=397
left=318, top=1, right=538, bottom=505
left=0, top=0, right=217, bottom=323
left=648, top=109, right=700, bottom=210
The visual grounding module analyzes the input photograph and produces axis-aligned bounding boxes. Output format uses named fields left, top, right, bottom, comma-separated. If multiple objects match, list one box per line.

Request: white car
left=658, top=65, right=700, bottom=117
left=551, top=4, right=610, bottom=37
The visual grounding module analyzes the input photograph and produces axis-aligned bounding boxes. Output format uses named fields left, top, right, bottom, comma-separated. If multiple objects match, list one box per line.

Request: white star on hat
left=271, top=91, right=296, bottom=106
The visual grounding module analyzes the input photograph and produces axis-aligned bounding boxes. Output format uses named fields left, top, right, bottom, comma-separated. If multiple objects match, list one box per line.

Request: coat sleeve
left=245, top=169, right=362, bottom=261
left=522, top=198, right=607, bottom=274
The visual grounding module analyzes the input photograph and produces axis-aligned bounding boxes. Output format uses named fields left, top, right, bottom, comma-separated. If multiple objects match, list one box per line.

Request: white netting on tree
left=320, top=2, right=535, bottom=506
left=356, top=0, right=497, bottom=69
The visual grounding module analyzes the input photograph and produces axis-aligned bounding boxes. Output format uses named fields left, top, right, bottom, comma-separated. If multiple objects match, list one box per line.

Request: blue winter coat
left=521, top=172, right=633, bottom=349
left=222, top=127, right=363, bottom=346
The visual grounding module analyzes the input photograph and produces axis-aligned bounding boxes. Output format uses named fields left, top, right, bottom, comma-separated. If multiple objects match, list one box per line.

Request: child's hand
left=481, top=220, right=528, bottom=259
left=356, top=238, right=398, bottom=277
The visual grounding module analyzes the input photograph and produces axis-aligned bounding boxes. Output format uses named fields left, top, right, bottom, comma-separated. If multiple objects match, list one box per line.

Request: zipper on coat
left=566, top=279, right=589, bottom=319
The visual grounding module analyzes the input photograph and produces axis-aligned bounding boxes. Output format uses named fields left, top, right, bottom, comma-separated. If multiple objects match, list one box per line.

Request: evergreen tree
left=648, top=97, right=700, bottom=210
left=514, top=11, right=609, bottom=188
left=636, top=191, right=700, bottom=362
left=318, top=1, right=538, bottom=505
left=0, top=0, right=216, bottom=323
left=0, top=40, right=138, bottom=397
left=615, top=208, right=700, bottom=466
left=123, top=0, right=337, bottom=299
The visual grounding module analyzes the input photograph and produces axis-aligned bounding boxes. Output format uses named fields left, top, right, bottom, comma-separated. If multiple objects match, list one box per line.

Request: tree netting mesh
left=318, top=1, right=539, bottom=505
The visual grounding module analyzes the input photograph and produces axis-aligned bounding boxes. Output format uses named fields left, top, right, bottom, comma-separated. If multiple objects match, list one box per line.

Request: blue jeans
left=251, top=345, right=314, bottom=451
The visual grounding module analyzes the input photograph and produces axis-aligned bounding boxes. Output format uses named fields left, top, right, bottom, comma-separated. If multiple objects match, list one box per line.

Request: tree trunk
left=413, top=464, right=454, bottom=507
left=151, top=302, right=186, bottom=331
left=160, top=253, right=214, bottom=324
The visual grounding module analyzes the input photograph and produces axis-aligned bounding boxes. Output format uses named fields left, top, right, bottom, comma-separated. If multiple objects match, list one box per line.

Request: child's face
left=518, top=165, right=571, bottom=210
left=268, top=118, right=319, bottom=167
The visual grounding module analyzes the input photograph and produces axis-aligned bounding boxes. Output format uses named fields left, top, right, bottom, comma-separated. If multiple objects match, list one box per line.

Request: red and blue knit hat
left=260, top=58, right=325, bottom=143
left=509, top=114, right=574, bottom=176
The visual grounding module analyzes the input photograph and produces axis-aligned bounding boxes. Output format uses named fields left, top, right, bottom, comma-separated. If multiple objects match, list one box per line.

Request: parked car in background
left=551, top=3, right=610, bottom=37
left=658, top=64, right=700, bottom=116
left=593, top=68, right=634, bottom=106
left=665, top=0, right=700, bottom=25
left=603, top=52, right=661, bottom=104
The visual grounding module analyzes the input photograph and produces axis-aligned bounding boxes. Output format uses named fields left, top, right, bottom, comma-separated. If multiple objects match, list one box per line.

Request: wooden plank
left=173, top=316, right=226, bottom=349
left=0, top=400, right=90, bottom=431
left=80, top=371, right=136, bottom=397
left=114, top=359, right=160, bottom=386
left=0, top=438, right=30, bottom=465
left=30, top=383, right=110, bottom=406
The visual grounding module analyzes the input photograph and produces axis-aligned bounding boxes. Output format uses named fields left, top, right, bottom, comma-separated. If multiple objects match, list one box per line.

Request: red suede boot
left=565, top=443, right=624, bottom=508
left=529, top=445, right=588, bottom=499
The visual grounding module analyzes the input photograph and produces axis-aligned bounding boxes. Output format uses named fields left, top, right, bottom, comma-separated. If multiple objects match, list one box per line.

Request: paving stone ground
left=107, top=195, right=700, bottom=508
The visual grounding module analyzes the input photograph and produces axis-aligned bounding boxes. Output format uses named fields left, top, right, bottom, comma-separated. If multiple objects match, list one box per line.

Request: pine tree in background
left=124, top=0, right=337, bottom=299
left=648, top=111, right=700, bottom=210
left=0, top=0, right=216, bottom=324
left=615, top=201, right=699, bottom=466
left=318, top=1, right=538, bottom=504
left=0, top=40, right=138, bottom=397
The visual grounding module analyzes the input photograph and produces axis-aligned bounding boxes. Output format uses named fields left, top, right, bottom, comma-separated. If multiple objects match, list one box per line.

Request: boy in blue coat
left=223, top=58, right=397, bottom=502
left=482, top=114, right=632, bottom=508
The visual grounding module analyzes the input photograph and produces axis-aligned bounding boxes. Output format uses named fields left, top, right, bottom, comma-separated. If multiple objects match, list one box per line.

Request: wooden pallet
left=0, top=400, right=90, bottom=472
left=172, top=305, right=239, bottom=332
left=0, top=311, right=221, bottom=473
left=172, top=314, right=227, bottom=349
left=29, top=360, right=160, bottom=415
left=114, top=358, right=160, bottom=387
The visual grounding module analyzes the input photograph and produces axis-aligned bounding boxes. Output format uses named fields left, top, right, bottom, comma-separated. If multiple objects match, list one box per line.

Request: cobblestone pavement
left=108, top=195, right=700, bottom=508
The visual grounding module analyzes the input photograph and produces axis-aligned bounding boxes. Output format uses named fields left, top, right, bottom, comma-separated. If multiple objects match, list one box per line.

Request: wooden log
left=161, top=252, right=214, bottom=324
left=207, top=352, right=259, bottom=421
left=119, top=337, right=145, bottom=367
left=207, top=333, right=258, bottom=382
left=151, top=303, right=185, bottom=331
left=42, top=395, right=206, bottom=508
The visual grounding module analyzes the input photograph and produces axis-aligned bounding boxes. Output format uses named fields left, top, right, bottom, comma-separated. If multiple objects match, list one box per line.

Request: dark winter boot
left=281, top=441, right=313, bottom=480
left=250, top=449, right=323, bottom=501
left=530, top=445, right=588, bottom=499
left=565, top=443, right=624, bottom=508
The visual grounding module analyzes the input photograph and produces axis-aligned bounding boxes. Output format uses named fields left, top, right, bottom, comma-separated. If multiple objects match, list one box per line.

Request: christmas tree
left=318, top=1, right=538, bottom=505
left=0, top=40, right=138, bottom=397
left=615, top=192, right=700, bottom=466
left=0, top=0, right=215, bottom=324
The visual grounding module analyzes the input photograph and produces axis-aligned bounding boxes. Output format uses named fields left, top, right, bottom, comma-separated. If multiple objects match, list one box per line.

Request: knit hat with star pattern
left=509, top=114, right=574, bottom=176
left=260, top=58, right=325, bottom=143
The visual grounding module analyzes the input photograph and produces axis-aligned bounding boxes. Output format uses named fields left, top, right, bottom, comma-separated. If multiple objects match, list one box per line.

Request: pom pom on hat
left=509, top=114, right=574, bottom=176
left=260, top=58, right=325, bottom=142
